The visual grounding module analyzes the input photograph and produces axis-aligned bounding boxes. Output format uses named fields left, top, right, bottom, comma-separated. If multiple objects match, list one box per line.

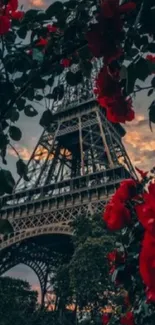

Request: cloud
left=123, top=114, right=155, bottom=170
left=7, top=142, right=72, bottom=164
left=28, top=0, right=46, bottom=8
left=7, top=145, right=32, bottom=161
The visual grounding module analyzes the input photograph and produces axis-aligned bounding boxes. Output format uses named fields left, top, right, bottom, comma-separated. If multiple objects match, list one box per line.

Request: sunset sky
left=5, top=0, right=155, bottom=299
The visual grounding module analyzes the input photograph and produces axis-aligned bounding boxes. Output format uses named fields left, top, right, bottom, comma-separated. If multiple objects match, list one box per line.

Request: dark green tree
left=0, top=276, right=38, bottom=325
left=52, top=214, right=115, bottom=323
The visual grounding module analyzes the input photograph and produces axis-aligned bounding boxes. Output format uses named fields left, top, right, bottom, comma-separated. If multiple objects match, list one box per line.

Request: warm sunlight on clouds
left=7, top=145, right=32, bottom=161
left=28, top=0, right=46, bottom=8
left=8, top=143, right=72, bottom=162
left=123, top=114, right=155, bottom=170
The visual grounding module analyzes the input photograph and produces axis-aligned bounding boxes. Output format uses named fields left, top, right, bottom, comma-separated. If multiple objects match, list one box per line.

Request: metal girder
left=0, top=53, right=137, bottom=308
left=14, top=104, right=136, bottom=193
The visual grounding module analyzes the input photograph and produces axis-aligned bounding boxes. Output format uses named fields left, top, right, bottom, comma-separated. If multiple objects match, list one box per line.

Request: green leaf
left=5, top=31, right=16, bottom=44
left=16, top=159, right=29, bottom=181
left=46, top=1, right=63, bottom=18
left=0, top=219, right=13, bottom=234
left=14, top=57, right=32, bottom=73
left=47, top=76, right=54, bottom=87
left=32, top=77, right=45, bottom=89
left=10, top=110, right=20, bottom=122
left=14, top=78, right=23, bottom=87
left=148, top=89, right=154, bottom=96
left=66, top=71, right=83, bottom=86
left=148, top=43, right=155, bottom=53
left=127, top=58, right=150, bottom=95
left=32, top=48, right=44, bottom=63
left=0, top=169, right=15, bottom=194
left=24, top=105, right=38, bottom=117
left=135, top=58, right=150, bottom=81
left=17, top=26, right=27, bottom=39
left=16, top=98, right=26, bottom=111
left=9, top=126, right=22, bottom=141
left=0, top=133, right=8, bottom=150
left=151, top=77, right=155, bottom=88
left=148, top=101, right=155, bottom=131
left=39, top=110, right=53, bottom=128
left=23, top=9, right=39, bottom=21
left=35, top=94, right=43, bottom=101
left=25, top=87, right=35, bottom=101
left=46, top=93, right=54, bottom=99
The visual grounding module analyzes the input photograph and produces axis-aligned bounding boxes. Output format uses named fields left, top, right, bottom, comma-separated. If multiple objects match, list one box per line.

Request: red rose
left=11, top=10, right=24, bottom=20
left=146, top=287, right=155, bottom=303
left=8, top=0, right=18, bottom=11
left=135, top=183, right=155, bottom=235
left=120, top=311, right=135, bottom=325
left=61, top=58, right=71, bottom=68
left=107, top=249, right=125, bottom=263
left=99, top=95, right=135, bottom=123
left=104, top=200, right=131, bottom=231
left=135, top=201, right=155, bottom=235
left=47, top=24, right=58, bottom=33
left=95, top=66, right=120, bottom=98
left=146, top=54, right=155, bottom=63
left=114, top=179, right=137, bottom=202
left=102, top=313, right=110, bottom=325
left=0, top=16, right=11, bottom=35
left=148, top=182, right=155, bottom=197
left=139, top=232, right=155, bottom=291
left=36, top=38, right=48, bottom=46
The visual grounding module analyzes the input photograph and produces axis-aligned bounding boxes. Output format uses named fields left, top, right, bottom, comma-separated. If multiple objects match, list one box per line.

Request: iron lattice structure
left=0, top=58, right=137, bottom=307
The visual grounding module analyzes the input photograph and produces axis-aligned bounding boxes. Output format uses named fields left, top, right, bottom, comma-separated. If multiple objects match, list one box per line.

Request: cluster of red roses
left=94, top=65, right=135, bottom=123
left=135, top=182, right=155, bottom=303
left=86, top=0, right=136, bottom=123
left=103, top=174, right=155, bottom=324
left=0, top=0, right=24, bottom=35
left=104, top=178, right=137, bottom=230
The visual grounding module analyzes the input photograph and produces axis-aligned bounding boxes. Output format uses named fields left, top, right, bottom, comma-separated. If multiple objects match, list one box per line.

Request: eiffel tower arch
left=0, top=59, right=137, bottom=307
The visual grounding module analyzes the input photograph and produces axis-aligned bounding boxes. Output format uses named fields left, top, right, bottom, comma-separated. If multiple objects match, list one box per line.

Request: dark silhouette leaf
left=35, top=94, right=43, bottom=101
left=16, top=159, right=28, bottom=180
left=47, top=76, right=54, bottom=87
left=151, top=77, right=155, bottom=88
left=0, top=169, right=15, bottom=194
left=148, top=89, right=154, bottom=96
left=39, top=110, right=53, bottom=128
left=0, top=133, right=8, bottom=150
left=9, top=126, right=22, bottom=141
left=23, top=9, right=39, bottom=21
left=46, top=1, right=63, bottom=18
left=10, top=110, right=20, bottom=122
left=17, top=27, right=27, bottom=39
left=24, top=105, right=38, bottom=117
left=135, top=58, right=150, bottom=81
left=0, top=219, right=13, bottom=234
left=66, top=71, right=83, bottom=86
left=16, top=98, right=26, bottom=111
left=148, top=101, right=155, bottom=131
left=32, top=77, right=45, bottom=89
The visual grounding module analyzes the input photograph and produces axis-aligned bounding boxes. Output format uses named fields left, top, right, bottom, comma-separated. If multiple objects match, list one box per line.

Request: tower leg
left=41, top=267, right=56, bottom=310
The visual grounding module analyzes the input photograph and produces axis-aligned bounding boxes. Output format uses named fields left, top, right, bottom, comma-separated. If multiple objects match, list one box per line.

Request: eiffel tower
left=0, top=58, right=136, bottom=307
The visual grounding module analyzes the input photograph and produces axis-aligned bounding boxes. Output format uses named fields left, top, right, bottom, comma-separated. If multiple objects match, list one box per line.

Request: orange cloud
left=123, top=114, right=155, bottom=170
left=28, top=0, right=46, bottom=8
left=8, top=144, right=72, bottom=162
left=7, top=145, right=32, bottom=161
